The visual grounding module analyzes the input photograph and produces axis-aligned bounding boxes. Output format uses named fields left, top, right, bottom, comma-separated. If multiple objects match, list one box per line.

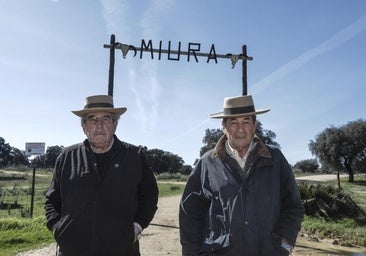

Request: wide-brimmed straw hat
left=72, top=95, right=127, bottom=117
left=209, top=95, right=270, bottom=119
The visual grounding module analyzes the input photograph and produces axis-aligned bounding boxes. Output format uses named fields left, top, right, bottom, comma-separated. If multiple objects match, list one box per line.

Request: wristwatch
left=281, top=241, right=294, bottom=254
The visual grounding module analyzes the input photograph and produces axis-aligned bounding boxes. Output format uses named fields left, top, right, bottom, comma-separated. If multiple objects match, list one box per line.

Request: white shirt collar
left=225, top=139, right=257, bottom=168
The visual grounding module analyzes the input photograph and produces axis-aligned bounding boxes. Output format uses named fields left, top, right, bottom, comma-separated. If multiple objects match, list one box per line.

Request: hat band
left=223, top=105, right=255, bottom=115
left=85, top=103, right=114, bottom=109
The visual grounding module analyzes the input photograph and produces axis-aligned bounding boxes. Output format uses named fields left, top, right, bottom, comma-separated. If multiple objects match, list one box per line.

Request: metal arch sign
left=103, top=35, right=253, bottom=96
left=104, top=39, right=252, bottom=67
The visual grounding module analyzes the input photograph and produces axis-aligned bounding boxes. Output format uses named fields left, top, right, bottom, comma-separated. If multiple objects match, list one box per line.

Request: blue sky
left=1, top=0, right=365, bottom=166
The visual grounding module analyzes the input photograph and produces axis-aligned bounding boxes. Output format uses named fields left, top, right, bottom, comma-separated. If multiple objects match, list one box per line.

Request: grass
left=340, top=175, right=366, bottom=212
left=0, top=217, right=54, bottom=256
left=158, top=182, right=185, bottom=197
left=0, top=169, right=51, bottom=219
left=302, top=216, right=366, bottom=247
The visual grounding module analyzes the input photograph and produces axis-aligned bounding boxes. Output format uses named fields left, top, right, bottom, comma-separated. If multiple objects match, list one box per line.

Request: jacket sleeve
left=44, top=153, right=63, bottom=232
left=179, top=160, right=210, bottom=256
left=274, top=149, right=305, bottom=246
left=134, top=149, right=159, bottom=229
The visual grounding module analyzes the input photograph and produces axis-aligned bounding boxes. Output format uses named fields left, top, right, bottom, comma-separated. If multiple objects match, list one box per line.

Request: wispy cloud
left=160, top=118, right=211, bottom=147
left=130, top=0, right=175, bottom=131
left=100, top=0, right=129, bottom=36
left=127, top=64, right=160, bottom=131
left=251, top=14, right=366, bottom=94
left=100, top=0, right=175, bottom=131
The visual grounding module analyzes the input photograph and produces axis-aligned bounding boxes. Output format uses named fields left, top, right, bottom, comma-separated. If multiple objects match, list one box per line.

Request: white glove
left=133, top=222, right=142, bottom=242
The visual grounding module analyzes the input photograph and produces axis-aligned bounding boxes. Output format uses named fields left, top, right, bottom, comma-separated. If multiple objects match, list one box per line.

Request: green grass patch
left=0, top=216, right=54, bottom=256
left=302, top=215, right=366, bottom=247
left=157, top=182, right=185, bottom=197
left=339, top=175, right=366, bottom=213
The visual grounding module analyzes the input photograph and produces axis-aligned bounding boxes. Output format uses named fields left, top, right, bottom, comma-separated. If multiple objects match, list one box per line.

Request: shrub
left=155, top=172, right=187, bottom=181
left=294, top=159, right=319, bottom=173
left=300, top=183, right=366, bottom=225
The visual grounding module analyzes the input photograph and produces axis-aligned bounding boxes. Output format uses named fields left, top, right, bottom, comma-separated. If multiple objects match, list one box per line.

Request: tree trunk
left=344, top=160, right=354, bottom=182
left=348, top=169, right=354, bottom=182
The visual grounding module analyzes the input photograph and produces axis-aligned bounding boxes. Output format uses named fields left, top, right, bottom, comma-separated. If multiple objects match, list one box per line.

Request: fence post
left=30, top=166, right=36, bottom=218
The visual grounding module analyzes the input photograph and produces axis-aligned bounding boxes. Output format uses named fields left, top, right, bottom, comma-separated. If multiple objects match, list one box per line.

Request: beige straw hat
left=210, top=95, right=270, bottom=118
left=72, top=95, right=127, bottom=117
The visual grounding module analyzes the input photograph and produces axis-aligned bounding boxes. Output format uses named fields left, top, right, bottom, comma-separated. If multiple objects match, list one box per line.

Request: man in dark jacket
left=179, top=95, right=304, bottom=256
left=45, top=95, right=159, bottom=256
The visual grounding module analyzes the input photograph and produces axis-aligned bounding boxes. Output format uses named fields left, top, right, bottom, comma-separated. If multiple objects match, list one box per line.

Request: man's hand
left=133, top=222, right=142, bottom=242
left=281, top=238, right=293, bottom=255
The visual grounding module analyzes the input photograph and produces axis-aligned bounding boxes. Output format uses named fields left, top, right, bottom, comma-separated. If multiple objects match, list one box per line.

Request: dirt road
left=17, top=194, right=366, bottom=256
left=295, top=174, right=348, bottom=183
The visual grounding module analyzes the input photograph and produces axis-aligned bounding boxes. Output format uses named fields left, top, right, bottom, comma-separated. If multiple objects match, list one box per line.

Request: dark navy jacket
left=179, top=135, right=304, bottom=256
left=45, top=136, right=158, bottom=256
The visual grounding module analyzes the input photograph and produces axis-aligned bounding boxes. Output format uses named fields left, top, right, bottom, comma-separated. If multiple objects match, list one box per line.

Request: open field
left=1, top=169, right=366, bottom=255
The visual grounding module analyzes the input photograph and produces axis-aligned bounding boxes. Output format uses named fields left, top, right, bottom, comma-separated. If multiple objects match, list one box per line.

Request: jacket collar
left=212, top=134, right=271, bottom=161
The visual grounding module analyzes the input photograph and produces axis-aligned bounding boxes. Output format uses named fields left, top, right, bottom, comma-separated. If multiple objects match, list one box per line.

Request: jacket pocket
left=200, top=233, right=231, bottom=255
left=54, top=214, right=90, bottom=254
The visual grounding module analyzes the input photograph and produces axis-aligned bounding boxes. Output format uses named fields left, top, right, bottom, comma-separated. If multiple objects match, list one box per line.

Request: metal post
left=242, top=45, right=248, bottom=96
left=108, top=34, right=116, bottom=97
left=30, top=166, right=36, bottom=218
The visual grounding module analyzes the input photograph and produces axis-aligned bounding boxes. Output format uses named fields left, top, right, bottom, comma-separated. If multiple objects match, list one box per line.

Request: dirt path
left=296, top=174, right=348, bottom=183
left=139, top=195, right=181, bottom=255
left=0, top=169, right=49, bottom=177
left=17, top=194, right=366, bottom=256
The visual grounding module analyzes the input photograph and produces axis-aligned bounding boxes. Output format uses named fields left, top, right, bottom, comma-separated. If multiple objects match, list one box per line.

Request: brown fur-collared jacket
left=180, top=135, right=304, bottom=256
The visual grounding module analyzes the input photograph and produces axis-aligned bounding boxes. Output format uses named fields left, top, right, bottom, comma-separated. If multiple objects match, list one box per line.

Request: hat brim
left=209, top=109, right=270, bottom=119
left=72, top=107, right=127, bottom=117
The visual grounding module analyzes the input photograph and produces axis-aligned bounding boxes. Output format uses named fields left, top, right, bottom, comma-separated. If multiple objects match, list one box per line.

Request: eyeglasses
left=86, top=115, right=115, bottom=125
